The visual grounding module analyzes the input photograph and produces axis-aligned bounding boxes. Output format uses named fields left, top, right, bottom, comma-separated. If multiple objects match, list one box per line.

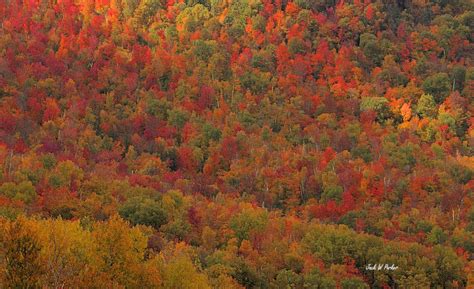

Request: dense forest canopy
left=0, top=0, right=473, bottom=288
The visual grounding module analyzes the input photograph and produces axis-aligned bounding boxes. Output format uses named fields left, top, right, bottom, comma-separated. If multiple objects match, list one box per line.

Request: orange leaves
left=287, top=23, right=303, bottom=39
left=190, top=30, right=201, bottom=41
left=400, top=102, right=412, bottom=122
left=455, top=155, right=474, bottom=171
left=309, top=200, right=342, bottom=220
left=218, top=7, right=228, bottom=24
left=177, top=146, right=198, bottom=173
left=318, top=147, right=336, bottom=170
left=272, top=10, right=285, bottom=27
left=94, top=0, right=110, bottom=12
left=42, top=98, right=60, bottom=122
left=56, top=35, right=72, bottom=59
left=285, top=2, right=299, bottom=15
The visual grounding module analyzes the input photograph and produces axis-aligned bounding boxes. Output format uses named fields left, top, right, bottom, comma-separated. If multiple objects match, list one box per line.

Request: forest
left=0, top=0, right=473, bottom=288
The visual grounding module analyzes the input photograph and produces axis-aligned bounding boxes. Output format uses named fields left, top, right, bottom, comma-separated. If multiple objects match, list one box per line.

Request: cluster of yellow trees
left=0, top=216, right=217, bottom=289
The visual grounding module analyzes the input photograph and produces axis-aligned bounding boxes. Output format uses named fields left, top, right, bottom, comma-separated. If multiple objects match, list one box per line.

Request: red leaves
left=42, top=98, right=60, bottom=122
left=365, top=5, right=374, bottom=21
left=197, top=85, right=214, bottom=111
left=187, top=206, right=201, bottom=227
left=360, top=110, right=376, bottom=126
left=220, top=136, right=239, bottom=161
left=319, top=147, right=336, bottom=170
left=287, top=23, right=303, bottom=39
left=13, top=139, right=28, bottom=154
left=309, top=200, right=341, bottom=221
left=0, top=110, right=17, bottom=133
left=276, top=43, right=290, bottom=66
left=132, top=44, right=152, bottom=67
left=312, top=40, right=332, bottom=65
left=124, top=72, right=138, bottom=91
left=177, top=146, right=197, bottom=173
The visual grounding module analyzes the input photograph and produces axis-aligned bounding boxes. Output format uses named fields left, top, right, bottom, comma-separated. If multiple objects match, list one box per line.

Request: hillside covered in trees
left=0, top=0, right=473, bottom=288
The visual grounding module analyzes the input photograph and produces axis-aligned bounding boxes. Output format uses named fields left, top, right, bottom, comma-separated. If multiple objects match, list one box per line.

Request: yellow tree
left=92, top=215, right=160, bottom=288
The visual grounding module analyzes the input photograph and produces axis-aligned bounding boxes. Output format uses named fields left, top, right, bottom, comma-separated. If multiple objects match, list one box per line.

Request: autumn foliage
left=0, top=0, right=473, bottom=288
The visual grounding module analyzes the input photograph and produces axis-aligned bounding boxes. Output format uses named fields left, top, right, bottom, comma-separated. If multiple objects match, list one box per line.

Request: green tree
left=288, top=38, right=306, bottom=56
left=0, top=181, right=37, bottom=204
left=427, top=226, right=447, bottom=245
left=359, top=33, right=383, bottom=66
left=273, top=269, right=303, bottom=289
left=360, top=97, right=392, bottom=122
left=119, top=196, right=168, bottom=229
left=450, top=66, right=466, bottom=92
left=176, top=4, right=211, bottom=33
left=132, top=0, right=162, bottom=27
left=229, top=207, right=268, bottom=243
left=432, top=245, right=466, bottom=288
left=341, top=278, right=369, bottom=289
left=321, top=171, right=343, bottom=203
left=422, top=73, right=451, bottom=103
left=303, top=269, right=336, bottom=289
left=168, top=108, right=190, bottom=129
left=416, top=94, right=437, bottom=118
left=193, top=40, right=217, bottom=62
left=120, top=0, right=140, bottom=18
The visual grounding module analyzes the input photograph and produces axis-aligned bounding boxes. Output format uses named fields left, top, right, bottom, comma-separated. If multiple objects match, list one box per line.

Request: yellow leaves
left=91, top=215, right=161, bottom=288
left=34, top=218, right=97, bottom=288
left=0, top=216, right=164, bottom=288
left=202, top=226, right=218, bottom=251
left=161, top=255, right=211, bottom=289
left=135, top=154, right=167, bottom=176
left=317, top=113, right=337, bottom=128
left=37, top=78, right=59, bottom=95
left=208, top=272, right=244, bottom=289
left=93, top=214, right=148, bottom=260
left=161, top=189, right=190, bottom=217
left=321, top=171, right=339, bottom=188
left=0, top=217, right=43, bottom=288
left=58, top=160, right=84, bottom=180
left=158, top=242, right=211, bottom=289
